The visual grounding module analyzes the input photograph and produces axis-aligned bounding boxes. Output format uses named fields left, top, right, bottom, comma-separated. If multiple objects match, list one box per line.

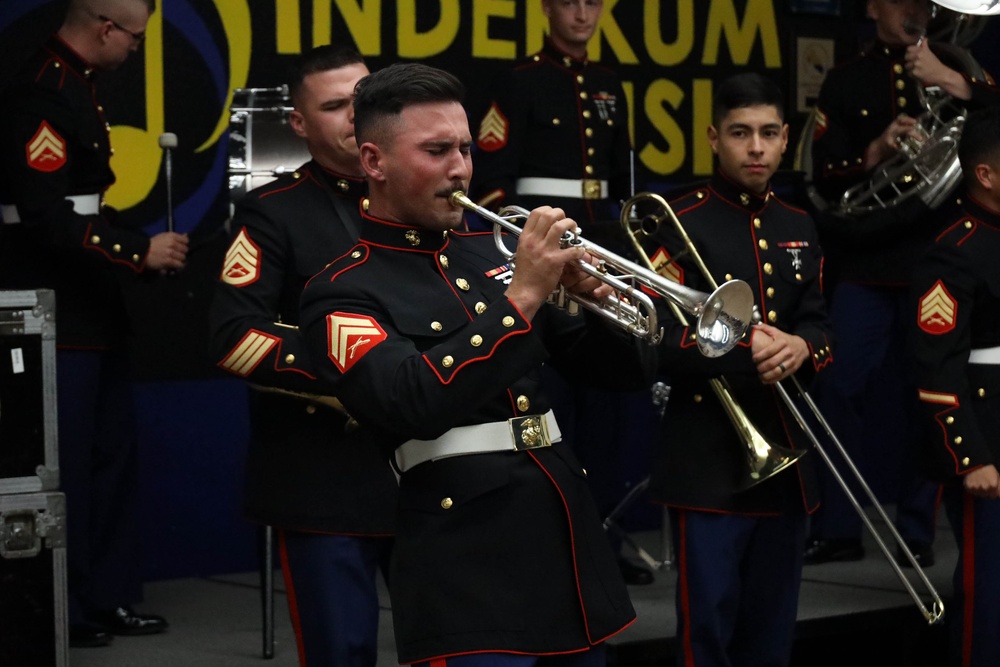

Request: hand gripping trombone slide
left=621, top=191, right=945, bottom=625
left=449, top=190, right=755, bottom=356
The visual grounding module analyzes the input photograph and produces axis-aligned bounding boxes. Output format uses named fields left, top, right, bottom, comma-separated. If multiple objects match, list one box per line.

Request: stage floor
left=69, top=508, right=955, bottom=667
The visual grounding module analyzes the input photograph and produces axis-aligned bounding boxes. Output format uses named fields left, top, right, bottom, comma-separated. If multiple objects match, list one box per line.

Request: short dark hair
left=288, top=45, right=365, bottom=105
left=958, top=106, right=1000, bottom=183
left=712, top=73, right=785, bottom=126
left=353, top=63, right=465, bottom=146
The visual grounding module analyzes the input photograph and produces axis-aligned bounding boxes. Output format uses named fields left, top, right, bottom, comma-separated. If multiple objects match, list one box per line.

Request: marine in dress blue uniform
left=299, top=62, right=656, bottom=667
left=644, top=74, right=833, bottom=667
left=911, top=106, right=1000, bottom=667
left=805, top=0, right=1000, bottom=564
left=208, top=45, right=397, bottom=667
left=0, top=1, right=185, bottom=646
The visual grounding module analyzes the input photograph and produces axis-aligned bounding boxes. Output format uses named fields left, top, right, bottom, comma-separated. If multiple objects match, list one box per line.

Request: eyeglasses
left=97, top=13, right=146, bottom=45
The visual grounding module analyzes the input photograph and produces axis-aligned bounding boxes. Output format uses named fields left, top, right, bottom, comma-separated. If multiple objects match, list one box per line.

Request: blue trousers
left=412, top=646, right=607, bottom=667
left=278, top=529, right=393, bottom=667
left=671, top=508, right=806, bottom=667
left=943, top=484, right=1000, bottom=667
left=809, top=283, right=940, bottom=545
left=57, top=349, right=142, bottom=624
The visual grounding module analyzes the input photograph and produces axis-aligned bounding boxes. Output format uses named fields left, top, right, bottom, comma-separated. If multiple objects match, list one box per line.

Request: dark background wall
left=1, top=0, right=997, bottom=580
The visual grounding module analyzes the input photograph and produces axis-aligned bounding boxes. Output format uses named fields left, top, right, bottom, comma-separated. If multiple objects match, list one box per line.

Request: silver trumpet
left=449, top=191, right=754, bottom=356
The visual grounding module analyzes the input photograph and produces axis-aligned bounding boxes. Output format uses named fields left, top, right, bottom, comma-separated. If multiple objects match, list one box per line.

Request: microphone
left=159, top=133, right=178, bottom=233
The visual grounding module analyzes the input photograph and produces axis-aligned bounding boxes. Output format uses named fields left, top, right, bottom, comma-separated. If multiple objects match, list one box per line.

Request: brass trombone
left=449, top=191, right=755, bottom=356
left=621, top=191, right=945, bottom=625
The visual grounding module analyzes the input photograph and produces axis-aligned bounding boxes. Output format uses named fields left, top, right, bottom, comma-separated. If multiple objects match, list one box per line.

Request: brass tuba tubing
left=620, top=191, right=945, bottom=625
left=450, top=191, right=754, bottom=356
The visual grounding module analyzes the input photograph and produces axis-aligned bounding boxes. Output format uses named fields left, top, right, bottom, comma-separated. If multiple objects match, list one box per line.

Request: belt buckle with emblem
left=582, top=179, right=601, bottom=200
left=508, top=414, right=552, bottom=451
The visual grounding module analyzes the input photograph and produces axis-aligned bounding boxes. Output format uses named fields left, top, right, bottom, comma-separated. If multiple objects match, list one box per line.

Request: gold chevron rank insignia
left=918, top=280, right=957, bottom=334
left=477, top=103, right=509, bottom=152
left=219, top=329, right=278, bottom=376
left=651, top=247, right=683, bottom=285
left=222, top=228, right=261, bottom=286
left=327, top=312, right=387, bottom=374
left=27, top=120, right=66, bottom=172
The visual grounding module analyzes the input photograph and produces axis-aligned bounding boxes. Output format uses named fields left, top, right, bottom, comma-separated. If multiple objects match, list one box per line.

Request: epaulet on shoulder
left=514, top=52, right=544, bottom=70
left=322, top=243, right=368, bottom=275
left=670, top=187, right=710, bottom=208
left=33, top=57, right=66, bottom=90
left=251, top=170, right=309, bottom=200
left=936, top=217, right=977, bottom=246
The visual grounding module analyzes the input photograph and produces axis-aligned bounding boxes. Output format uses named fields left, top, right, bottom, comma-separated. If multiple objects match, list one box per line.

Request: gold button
left=795, top=273, right=803, bottom=282
left=441, top=498, right=453, bottom=509
left=91, top=235, right=101, bottom=244
left=456, top=278, right=470, bottom=291
left=582, top=468, right=587, bottom=476
left=502, top=316, right=515, bottom=327
left=517, top=395, right=530, bottom=412
left=431, top=321, right=443, bottom=331
left=766, top=287, right=775, bottom=298
left=442, top=356, right=454, bottom=368
left=133, top=254, right=141, bottom=262
left=552, top=118, right=561, bottom=126
left=587, top=147, right=595, bottom=156
left=946, top=416, right=955, bottom=424
left=962, top=457, right=970, bottom=466
left=577, top=75, right=584, bottom=84
left=689, top=334, right=697, bottom=341
left=306, top=405, right=316, bottom=414
left=693, top=394, right=703, bottom=403
left=580, top=91, right=588, bottom=100
left=293, top=172, right=302, bottom=179
left=563, top=57, right=571, bottom=66
left=362, top=198, right=370, bottom=212
left=607, top=119, right=614, bottom=126
left=954, top=436, right=963, bottom=445
left=768, top=310, right=778, bottom=323
left=965, top=221, right=973, bottom=229
left=893, top=64, right=904, bottom=74
left=93, top=142, right=100, bottom=149
left=763, top=263, right=773, bottom=274
left=476, top=302, right=487, bottom=314
left=352, top=250, right=362, bottom=258
left=585, top=165, right=594, bottom=174
left=979, top=388, right=987, bottom=397
left=470, top=335, right=483, bottom=347
left=583, top=110, right=591, bottom=119
left=759, top=239, right=768, bottom=250
left=725, top=273, right=733, bottom=281
left=440, top=255, right=449, bottom=269
left=898, top=97, right=907, bottom=107
left=861, top=109, right=869, bottom=116
left=895, top=79, right=905, bottom=90
left=753, top=217, right=762, bottom=228
left=112, top=243, right=121, bottom=253
left=697, top=192, right=705, bottom=199
left=285, top=354, right=295, bottom=364
left=585, top=128, right=593, bottom=137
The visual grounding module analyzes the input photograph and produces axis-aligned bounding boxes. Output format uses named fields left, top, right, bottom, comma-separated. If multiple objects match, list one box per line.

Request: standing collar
left=541, top=38, right=588, bottom=70
left=310, top=161, right=367, bottom=200
left=963, top=192, right=1000, bottom=227
left=359, top=211, right=451, bottom=252
left=709, top=170, right=772, bottom=211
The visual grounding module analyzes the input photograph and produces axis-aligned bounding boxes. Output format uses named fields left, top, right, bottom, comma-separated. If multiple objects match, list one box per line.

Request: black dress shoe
left=897, top=542, right=935, bottom=568
left=803, top=538, right=865, bottom=565
left=618, top=558, right=655, bottom=586
left=91, top=607, right=169, bottom=636
left=69, top=622, right=113, bottom=648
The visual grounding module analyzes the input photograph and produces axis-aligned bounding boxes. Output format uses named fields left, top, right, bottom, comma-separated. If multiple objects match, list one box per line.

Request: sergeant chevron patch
left=327, top=312, right=387, bottom=374
left=26, top=120, right=66, bottom=172
left=222, top=228, right=261, bottom=286
left=477, top=103, right=508, bottom=152
left=918, top=280, right=956, bottom=334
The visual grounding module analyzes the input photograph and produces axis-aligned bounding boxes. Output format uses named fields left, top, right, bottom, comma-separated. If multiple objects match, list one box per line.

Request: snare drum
left=227, top=86, right=310, bottom=201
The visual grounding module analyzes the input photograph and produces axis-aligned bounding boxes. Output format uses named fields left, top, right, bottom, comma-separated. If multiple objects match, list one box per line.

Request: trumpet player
left=643, top=73, right=834, bottom=667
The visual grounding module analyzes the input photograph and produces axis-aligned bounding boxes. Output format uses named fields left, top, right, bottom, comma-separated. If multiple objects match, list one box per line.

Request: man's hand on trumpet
left=504, top=206, right=608, bottom=320
left=750, top=323, right=809, bottom=385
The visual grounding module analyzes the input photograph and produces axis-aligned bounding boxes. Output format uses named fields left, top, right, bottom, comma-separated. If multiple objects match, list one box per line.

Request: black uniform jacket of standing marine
left=644, top=173, right=833, bottom=514
left=912, top=194, right=1000, bottom=482
left=810, top=39, right=1000, bottom=286
left=0, top=35, right=152, bottom=348
left=209, top=161, right=397, bottom=535
left=470, top=38, right=631, bottom=227
left=299, top=210, right=657, bottom=663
